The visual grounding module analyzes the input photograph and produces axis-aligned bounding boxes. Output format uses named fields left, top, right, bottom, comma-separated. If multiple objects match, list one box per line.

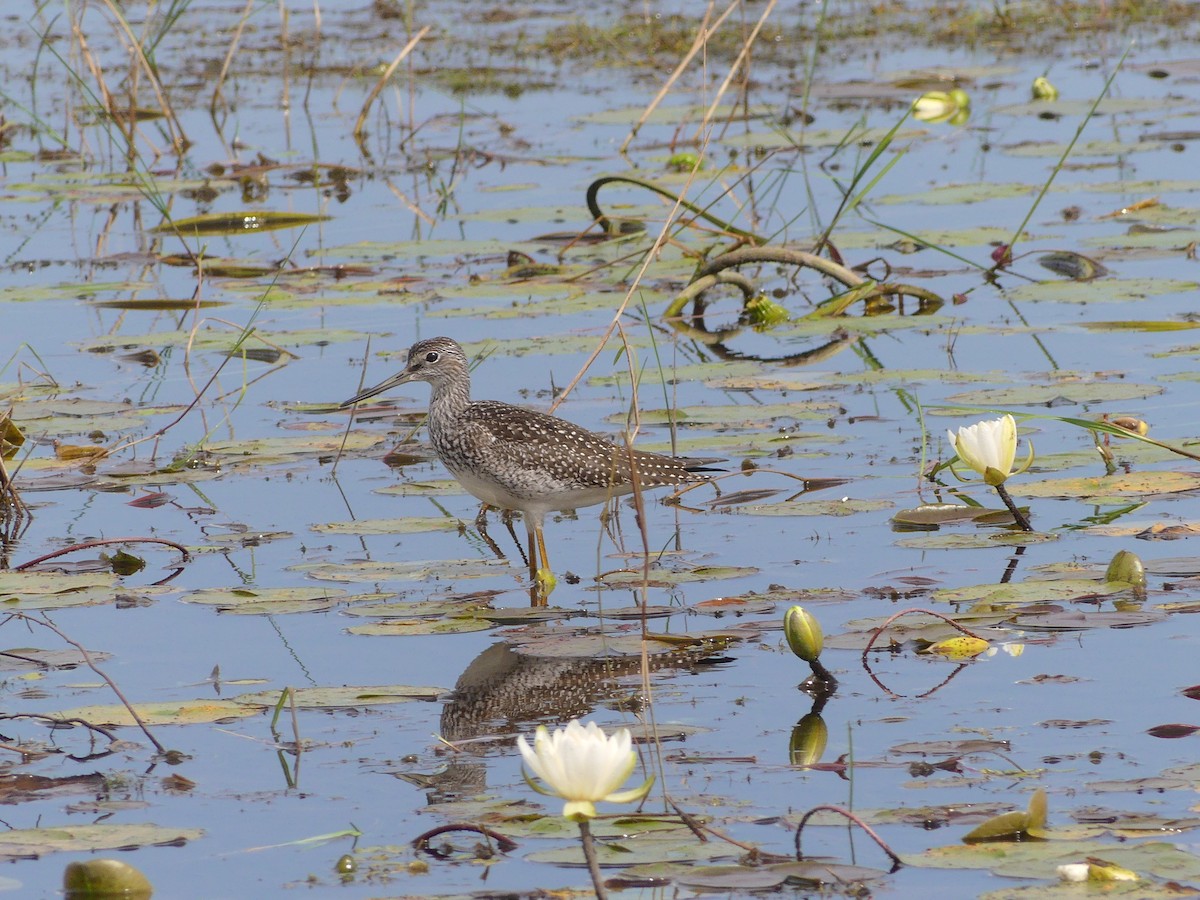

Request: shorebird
left=340, top=337, right=720, bottom=599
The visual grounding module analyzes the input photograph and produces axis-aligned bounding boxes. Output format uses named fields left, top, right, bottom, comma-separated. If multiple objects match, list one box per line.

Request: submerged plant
left=946, top=414, right=1035, bottom=531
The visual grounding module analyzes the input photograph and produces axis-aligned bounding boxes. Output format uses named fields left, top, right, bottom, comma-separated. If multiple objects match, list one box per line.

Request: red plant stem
left=14, top=537, right=190, bottom=570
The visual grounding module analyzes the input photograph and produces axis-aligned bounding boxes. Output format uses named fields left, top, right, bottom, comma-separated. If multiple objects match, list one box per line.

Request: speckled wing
left=461, top=401, right=720, bottom=490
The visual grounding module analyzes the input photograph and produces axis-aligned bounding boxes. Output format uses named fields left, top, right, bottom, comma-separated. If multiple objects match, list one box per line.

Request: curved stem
left=585, top=174, right=763, bottom=243
left=14, top=536, right=191, bottom=571
left=411, top=822, right=518, bottom=855
left=794, top=804, right=902, bottom=871
left=692, top=246, right=864, bottom=289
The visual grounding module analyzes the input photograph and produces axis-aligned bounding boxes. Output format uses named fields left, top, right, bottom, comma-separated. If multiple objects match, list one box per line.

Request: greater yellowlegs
left=340, top=337, right=720, bottom=597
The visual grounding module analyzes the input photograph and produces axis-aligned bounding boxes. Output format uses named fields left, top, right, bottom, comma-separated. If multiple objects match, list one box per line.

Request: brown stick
left=15, top=614, right=168, bottom=756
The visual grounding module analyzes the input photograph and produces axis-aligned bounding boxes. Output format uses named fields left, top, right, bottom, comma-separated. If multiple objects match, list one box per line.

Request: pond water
left=3, top=2, right=1200, bottom=897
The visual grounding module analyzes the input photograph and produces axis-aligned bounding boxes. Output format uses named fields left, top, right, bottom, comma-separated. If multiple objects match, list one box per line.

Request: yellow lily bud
left=784, top=605, right=824, bottom=663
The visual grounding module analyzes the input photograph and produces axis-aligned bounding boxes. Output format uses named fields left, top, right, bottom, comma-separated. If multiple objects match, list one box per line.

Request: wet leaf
left=674, top=866, right=787, bottom=889
left=311, top=517, right=463, bottom=535
left=0, top=571, right=117, bottom=595
left=181, top=586, right=354, bottom=614
left=962, top=788, right=1047, bottom=842
left=48, top=699, right=262, bottom=727
left=737, top=498, right=893, bottom=517
left=921, top=635, right=990, bottom=659
left=945, top=382, right=1162, bottom=406
left=232, top=685, right=445, bottom=708
left=1146, top=724, right=1200, bottom=739
left=0, top=823, right=203, bottom=857
left=347, top=617, right=496, bottom=635
left=1013, top=471, right=1200, bottom=501
left=295, top=558, right=508, bottom=583
left=892, top=504, right=1008, bottom=526
left=154, top=211, right=330, bottom=235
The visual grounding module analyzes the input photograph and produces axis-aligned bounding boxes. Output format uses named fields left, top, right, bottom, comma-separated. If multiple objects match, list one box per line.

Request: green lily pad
left=1012, top=471, right=1200, bottom=501
left=0, top=823, right=203, bottom=856
left=1004, top=278, right=1199, bottom=304
left=945, top=382, right=1162, bottom=406
left=311, top=517, right=464, bottom=535
left=896, top=532, right=1060, bottom=549
left=933, top=580, right=1130, bottom=605
left=232, top=685, right=445, bottom=708
left=49, top=699, right=263, bottom=727
left=154, top=211, right=330, bottom=235
left=347, top=617, right=495, bottom=635
left=181, top=587, right=357, bottom=614
left=737, top=498, right=893, bottom=516
left=294, top=559, right=509, bottom=582
left=0, top=571, right=116, bottom=594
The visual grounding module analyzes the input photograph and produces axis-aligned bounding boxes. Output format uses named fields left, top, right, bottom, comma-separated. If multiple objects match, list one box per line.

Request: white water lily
left=517, top=720, right=654, bottom=821
left=947, top=414, right=1032, bottom=486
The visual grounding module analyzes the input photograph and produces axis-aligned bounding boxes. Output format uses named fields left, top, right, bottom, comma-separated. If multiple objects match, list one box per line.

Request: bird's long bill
left=338, top=370, right=413, bottom=409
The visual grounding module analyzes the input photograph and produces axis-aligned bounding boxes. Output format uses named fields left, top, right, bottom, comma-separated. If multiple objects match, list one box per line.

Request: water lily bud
left=913, top=89, right=970, bottom=124
left=64, top=859, right=152, bottom=899
left=1032, top=76, right=1059, bottom=101
left=789, top=713, right=828, bottom=767
left=1105, top=549, right=1146, bottom=588
left=1111, top=416, right=1149, bottom=436
left=784, top=605, right=824, bottom=663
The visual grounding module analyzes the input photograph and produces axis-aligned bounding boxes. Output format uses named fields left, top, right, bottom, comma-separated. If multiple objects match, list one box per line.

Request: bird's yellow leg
left=534, top=523, right=557, bottom=599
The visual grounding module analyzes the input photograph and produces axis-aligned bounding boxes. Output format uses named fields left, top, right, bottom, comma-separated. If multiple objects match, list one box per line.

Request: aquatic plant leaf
left=892, top=504, right=1008, bottom=526
left=49, top=700, right=262, bottom=727
left=674, top=866, right=787, bottom=889
left=962, top=788, right=1047, bottom=842
left=933, top=580, right=1128, bottom=605
left=347, top=618, right=495, bottom=635
left=1005, top=278, right=1196, bottom=304
left=896, top=532, right=1059, bottom=550
left=0, top=823, right=203, bottom=856
left=0, top=571, right=116, bottom=595
left=945, top=382, right=1161, bottom=406
left=232, top=685, right=445, bottom=708
left=599, top=565, right=758, bottom=585
left=311, top=517, right=463, bottom=535
left=1147, top=724, right=1200, bottom=739
left=342, top=597, right=495, bottom=618
left=181, top=587, right=356, bottom=614
left=1013, top=609, right=1166, bottom=630
left=294, top=558, right=508, bottom=582
left=921, top=636, right=989, bottom=659
left=737, top=499, right=893, bottom=517
left=153, top=211, right=330, bottom=235
left=1013, top=472, right=1200, bottom=500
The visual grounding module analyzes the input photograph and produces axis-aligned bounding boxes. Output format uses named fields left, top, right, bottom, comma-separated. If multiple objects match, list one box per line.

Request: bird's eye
left=425, top=351, right=439, bottom=363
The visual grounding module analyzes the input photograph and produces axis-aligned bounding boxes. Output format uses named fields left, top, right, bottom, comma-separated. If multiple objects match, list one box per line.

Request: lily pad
left=1012, top=471, right=1200, bottom=501
left=232, top=685, right=445, bottom=708
left=154, top=211, right=330, bottom=236
left=0, top=823, right=203, bottom=857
